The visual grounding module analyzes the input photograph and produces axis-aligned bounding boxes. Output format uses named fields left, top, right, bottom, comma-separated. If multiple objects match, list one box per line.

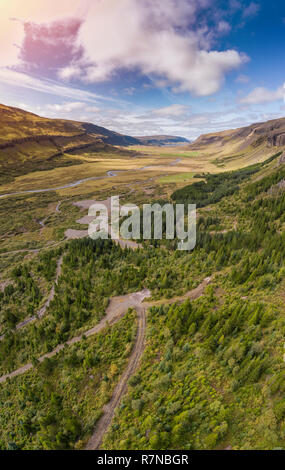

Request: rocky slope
left=187, top=117, right=285, bottom=161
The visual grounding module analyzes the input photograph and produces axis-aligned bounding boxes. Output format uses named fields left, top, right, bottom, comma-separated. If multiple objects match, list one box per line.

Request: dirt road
left=85, top=276, right=212, bottom=450
left=0, top=289, right=151, bottom=384
left=0, top=277, right=211, bottom=384
left=85, top=304, right=146, bottom=450
left=0, top=277, right=211, bottom=450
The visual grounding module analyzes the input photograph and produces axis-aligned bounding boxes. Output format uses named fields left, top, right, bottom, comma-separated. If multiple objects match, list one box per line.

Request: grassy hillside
left=0, top=104, right=191, bottom=186
left=185, top=117, right=285, bottom=169
left=0, top=104, right=141, bottom=185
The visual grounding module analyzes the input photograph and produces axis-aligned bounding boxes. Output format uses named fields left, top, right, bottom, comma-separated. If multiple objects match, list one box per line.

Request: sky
left=0, top=0, right=284, bottom=140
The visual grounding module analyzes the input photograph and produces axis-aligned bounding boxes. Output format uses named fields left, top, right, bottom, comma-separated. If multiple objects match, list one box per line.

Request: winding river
left=0, top=159, right=182, bottom=199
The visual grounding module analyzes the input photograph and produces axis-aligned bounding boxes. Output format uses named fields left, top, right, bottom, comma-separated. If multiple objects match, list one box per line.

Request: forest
left=0, top=152, right=285, bottom=450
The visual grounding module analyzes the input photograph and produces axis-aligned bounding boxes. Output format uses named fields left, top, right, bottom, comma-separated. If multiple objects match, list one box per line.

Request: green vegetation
left=0, top=151, right=85, bottom=186
left=171, top=153, right=282, bottom=207
left=158, top=172, right=195, bottom=183
left=0, top=104, right=136, bottom=185
left=0, top=237, right=212, bottom=374
left=0, top=131, right=285, bottom=451
left=0, top=248, right=60, bottom=329
left=103, top=291, right=285, bottom=450
left=0, top=312, right=136, bottom=450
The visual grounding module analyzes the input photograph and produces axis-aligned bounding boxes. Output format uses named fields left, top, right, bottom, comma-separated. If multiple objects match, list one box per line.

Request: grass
left=157, top=172, right=196, bottom=183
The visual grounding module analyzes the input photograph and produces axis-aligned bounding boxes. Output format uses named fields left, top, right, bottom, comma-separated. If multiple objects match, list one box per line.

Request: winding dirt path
left=55, top=201, right=61, bottom=213
left=0, top=289, right=150, bottom=384
left=85, top=276, right=212, bottom=450
left=0, top=276, right=211, bottom=386
left=0, top=276, right=212, bottom=449
left=38, top=254, right=63, bottom=320
left=85, top=304, right=146, bottom=450
left=0, top=248, right=41, bottom=256
left=0, top=240, right=64, bottom=257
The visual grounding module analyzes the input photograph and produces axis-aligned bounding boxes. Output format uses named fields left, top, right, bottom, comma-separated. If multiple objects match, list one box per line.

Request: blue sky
left=0, top=0, right=284, bottom=139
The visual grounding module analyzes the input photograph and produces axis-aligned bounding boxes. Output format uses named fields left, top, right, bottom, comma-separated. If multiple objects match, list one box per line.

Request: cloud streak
left=0, top=68, right=123, bottom=104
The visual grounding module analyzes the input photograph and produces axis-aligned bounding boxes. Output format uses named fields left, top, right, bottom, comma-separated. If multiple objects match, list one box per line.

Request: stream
left=0, top=159, right=182, bottom=199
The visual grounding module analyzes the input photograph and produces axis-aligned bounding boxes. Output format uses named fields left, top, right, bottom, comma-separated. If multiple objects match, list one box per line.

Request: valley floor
left=0, top=145, right=285, bottom=450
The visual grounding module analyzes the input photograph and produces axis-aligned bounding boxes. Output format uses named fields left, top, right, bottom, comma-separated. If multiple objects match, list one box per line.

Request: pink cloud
left=20, top=18, right=83, bottom=72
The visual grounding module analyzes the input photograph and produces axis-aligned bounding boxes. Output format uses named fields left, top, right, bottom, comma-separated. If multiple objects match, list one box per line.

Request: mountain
left=0, top=103, right=141, bottom=148
left=0, top=104, right=189, bottom=149
left=187, top=117, right=285, bottom=167
left=0, top=103, right=127, bottom=183
left=134, top=135, right=190, bottom=146
left=0, top=104, right=189, bottom=183
left=2, top=105, right=285, bottom=450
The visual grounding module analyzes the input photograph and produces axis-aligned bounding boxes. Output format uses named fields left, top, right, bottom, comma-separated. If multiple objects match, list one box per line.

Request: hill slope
left=0, top=103, right=141, bottom=148
left=0, top=103, right=140, bottom=184
left=0, top=104, right=189, bottom=183
left=187, top=117, right=285, bottom=167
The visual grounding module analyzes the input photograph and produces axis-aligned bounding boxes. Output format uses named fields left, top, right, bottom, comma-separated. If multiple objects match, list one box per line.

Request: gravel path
left=0, top=289, right=150, bottom=384
left=85, top=277, right=211, bottom=450
left=85, top=304, right=146, bottom=450
left=0, top=276, right=211, bottom=384
left=0, top=276, right=212, bottom=449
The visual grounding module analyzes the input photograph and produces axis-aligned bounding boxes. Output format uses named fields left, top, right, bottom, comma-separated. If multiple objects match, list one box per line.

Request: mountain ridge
left=188, top=116, right=285, bottom=152
left=0, top=103, right=188, bottom=147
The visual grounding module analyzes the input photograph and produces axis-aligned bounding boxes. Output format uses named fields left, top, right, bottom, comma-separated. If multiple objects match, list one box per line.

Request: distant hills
left=0, top=103, right=189, bottom=149
left=187, top=117, right=285, bottom=163
left=0, top=103, right=188, bottom=183
left=134, top=135, right=189, bottom=146
left=0, top=103, right=284, bottom=184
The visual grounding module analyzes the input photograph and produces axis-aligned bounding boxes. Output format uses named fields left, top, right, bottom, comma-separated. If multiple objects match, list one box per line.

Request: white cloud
left=61, top=0, right=248, bottom=97
left=46, top=101, right=85, bottom=113
left=217, top=21, right=231, bottom=33
left=41, top=101, right=100, bottom=120
left=242, top=2, right=260, bottom=18
left=85, top=105, right=100, bottom=113
left=58, top=65, right=83, bottom=81
left=151, top=104, right=191, bottom=117
left=239, top=86, right=284, bottom=104
left=235, top=74, right=250, bottom=83
left=17, top=99, right=284, bottom=142
left=0, top=68, right=121, bottom=104
left=0, top=0, right=249, bottom=98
